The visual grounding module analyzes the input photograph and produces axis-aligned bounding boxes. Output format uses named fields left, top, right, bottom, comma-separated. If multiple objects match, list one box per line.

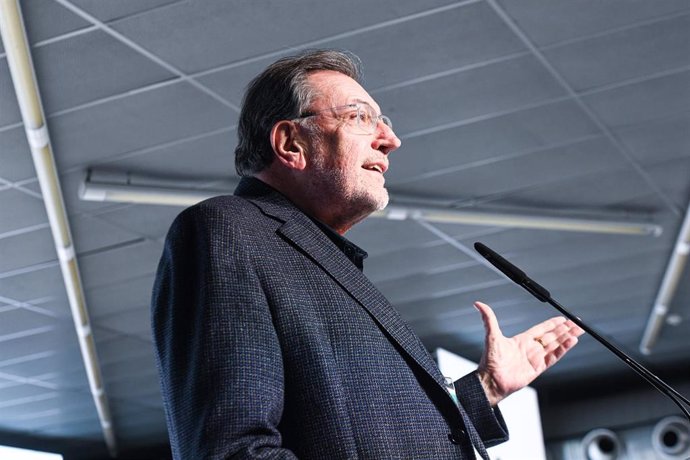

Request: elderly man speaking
left=152, top=49, right=583, bottom=459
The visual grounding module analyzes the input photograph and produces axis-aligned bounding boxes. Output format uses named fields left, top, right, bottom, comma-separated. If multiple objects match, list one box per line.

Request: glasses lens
left=355, top=104, right=392, bottom=133
left=353, top=104, right=372, bottom=133
left=381, top=115, right=392, bottom=130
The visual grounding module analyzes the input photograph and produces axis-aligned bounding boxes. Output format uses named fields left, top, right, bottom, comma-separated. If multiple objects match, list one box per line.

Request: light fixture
left=80, top=179, right=221, bottom=207
left=80, top=172, right=663, bottom=237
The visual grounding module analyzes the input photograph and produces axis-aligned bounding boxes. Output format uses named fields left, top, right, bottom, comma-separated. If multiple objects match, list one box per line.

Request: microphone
left=474, top=242, right=550, bottom=302
left=474, top=241, right=690, bottom=422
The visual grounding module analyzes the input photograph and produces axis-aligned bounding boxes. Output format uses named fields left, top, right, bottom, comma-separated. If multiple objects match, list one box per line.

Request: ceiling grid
left=0, top=0, right=688, bottom=457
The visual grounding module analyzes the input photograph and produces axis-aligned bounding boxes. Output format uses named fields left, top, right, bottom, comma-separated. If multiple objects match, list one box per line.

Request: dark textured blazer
left=152, top=177, right=508, bottom=459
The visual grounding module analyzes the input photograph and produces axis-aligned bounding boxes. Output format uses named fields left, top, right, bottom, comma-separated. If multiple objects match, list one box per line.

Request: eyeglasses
left=295, top=103, right=393, bottom=134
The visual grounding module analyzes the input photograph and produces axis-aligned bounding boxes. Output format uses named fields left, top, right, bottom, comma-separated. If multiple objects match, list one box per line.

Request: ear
left=270, top=120, right=307, bottom=170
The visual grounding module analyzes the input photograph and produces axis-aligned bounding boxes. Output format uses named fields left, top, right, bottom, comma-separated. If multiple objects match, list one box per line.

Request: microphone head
left=474, top=242, right=551, bottom=302
left=474, top=242, right=527, bottom=284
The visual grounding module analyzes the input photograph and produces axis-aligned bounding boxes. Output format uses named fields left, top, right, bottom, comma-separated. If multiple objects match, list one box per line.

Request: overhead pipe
left=0, top=0, right=116, bottom=456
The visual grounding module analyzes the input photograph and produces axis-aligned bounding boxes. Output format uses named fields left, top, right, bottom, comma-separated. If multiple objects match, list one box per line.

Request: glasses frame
left=294, top=103, right=392, bottom=134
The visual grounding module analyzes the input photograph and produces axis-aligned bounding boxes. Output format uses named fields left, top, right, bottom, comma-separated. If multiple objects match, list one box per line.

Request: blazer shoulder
left=168, top=194, right=281, bottom=243
left=175, top=194, right=258, bottom=224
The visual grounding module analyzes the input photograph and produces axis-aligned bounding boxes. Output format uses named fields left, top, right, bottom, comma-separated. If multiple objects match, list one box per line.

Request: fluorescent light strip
left=80, top=176, right=663, bottom=237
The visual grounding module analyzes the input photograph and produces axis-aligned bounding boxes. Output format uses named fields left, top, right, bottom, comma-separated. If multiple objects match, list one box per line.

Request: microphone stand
left=474, top=242, right=690, bottom=422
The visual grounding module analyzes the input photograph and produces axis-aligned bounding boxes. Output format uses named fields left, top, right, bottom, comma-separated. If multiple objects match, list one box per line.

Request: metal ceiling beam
left=0, top=0, right=116, bottom=456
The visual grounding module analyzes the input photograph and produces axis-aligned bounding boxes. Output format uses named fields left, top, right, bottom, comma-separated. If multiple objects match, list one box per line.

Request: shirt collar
left=310, top=218, right=368, bottom=271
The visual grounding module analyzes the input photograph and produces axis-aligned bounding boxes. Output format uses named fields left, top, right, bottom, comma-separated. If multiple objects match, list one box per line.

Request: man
left=152, top=49, right=583, bottom=459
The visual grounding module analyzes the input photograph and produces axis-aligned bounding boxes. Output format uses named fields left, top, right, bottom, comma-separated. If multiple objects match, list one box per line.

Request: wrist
left=477, top=369, right=502, bottom=407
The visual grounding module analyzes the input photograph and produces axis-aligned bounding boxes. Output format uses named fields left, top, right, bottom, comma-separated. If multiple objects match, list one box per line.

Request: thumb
left=474, top=301, right=502, bottom=339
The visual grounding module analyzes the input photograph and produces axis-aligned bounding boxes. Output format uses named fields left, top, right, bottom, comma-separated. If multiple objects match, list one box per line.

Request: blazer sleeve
left=151, top=203, right=297, bottom=459
left=454, top=371, right=509, bottom=448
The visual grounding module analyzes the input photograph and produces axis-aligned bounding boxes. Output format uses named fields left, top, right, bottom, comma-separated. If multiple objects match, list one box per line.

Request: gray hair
left=234, top=49, right=362, bottom=176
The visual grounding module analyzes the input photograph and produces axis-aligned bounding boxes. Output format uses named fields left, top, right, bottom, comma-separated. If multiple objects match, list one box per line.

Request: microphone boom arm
left=474, top=242, right=690, bottom=422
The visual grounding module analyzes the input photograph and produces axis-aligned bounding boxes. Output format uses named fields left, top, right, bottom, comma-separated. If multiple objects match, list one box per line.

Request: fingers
left=525, top=316, right=567, bottom=340
left=536, top=322, right=583, bottom=369
left=545, top=335, right=580, bottom=367
left=536, top=321, right=579, bottom=346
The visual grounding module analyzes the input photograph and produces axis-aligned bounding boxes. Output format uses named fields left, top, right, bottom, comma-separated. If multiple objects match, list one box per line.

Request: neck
left=255, top=170, right=367, bottom=235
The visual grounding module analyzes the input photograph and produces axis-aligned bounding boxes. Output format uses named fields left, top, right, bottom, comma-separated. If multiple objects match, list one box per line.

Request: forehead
left=307, top=70, right=379, bottom=111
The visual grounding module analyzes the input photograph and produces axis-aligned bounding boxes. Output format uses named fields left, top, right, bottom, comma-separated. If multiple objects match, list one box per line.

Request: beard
left=310, top=159, right=388, bottom=213
left=307, top=149, right=388, bottom=230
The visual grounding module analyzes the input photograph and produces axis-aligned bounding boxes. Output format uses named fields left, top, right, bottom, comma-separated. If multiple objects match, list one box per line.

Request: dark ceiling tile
left=545, top=14, right=690, bottom=91
left=496, top=0, right=690, bottom=46
left=33, top=30, right=175, bottom=115
left=583, top=70, right=690, bottom=128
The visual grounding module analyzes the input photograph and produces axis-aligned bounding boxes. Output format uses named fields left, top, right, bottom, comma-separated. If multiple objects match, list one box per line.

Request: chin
left=371, top=189, right=389, bottom=212
left=375, top=194, right=389, bottom=211
left=347, top=186, right=388, bottom=217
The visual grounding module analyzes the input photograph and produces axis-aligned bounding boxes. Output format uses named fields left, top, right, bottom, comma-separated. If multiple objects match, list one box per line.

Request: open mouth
left=364, top=164, right=384, bottom=174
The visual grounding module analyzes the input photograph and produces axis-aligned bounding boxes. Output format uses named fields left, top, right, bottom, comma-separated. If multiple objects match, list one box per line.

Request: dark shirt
left=311, top=218, right=368, bottom=271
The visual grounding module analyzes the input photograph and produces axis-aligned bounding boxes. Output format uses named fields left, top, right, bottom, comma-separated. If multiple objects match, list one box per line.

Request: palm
left=474, top=301, right=584, bottom=405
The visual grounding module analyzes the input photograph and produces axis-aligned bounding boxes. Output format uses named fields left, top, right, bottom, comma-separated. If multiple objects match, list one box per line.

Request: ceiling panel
left=196, top=59, right=276, bottom=108
left=0, top=189, right=47, bottom=234
left=102, top=128, right=238, bottom=181
left=0, top=0, right=88, bottom=53
left=0, top=347, right=84, bottom=385
left=94, top=335, right=156, bottom=369
left=583, top=70, right=690, bottom=128
left=365, top=242, right=475, bottom=284
left=323, top=2, right=527, bottom=91
left=379, top=263, right=498, bottom=305
left=0, top=226, right=55, bottom=273
left=93, top=306, right=153, bottom=339
left=388, top=100, right=600, bottom=184
left=0, top=264, right=65, bottom=303
left=68, top=0, right=182, bottom=22
left=376, top=55, right=568, bottom=136
left=345, top=217, right=442, bottom=257
left=0, top=308, right=58, bottom=337
left=109, top=0, right=460, bottom=73
left=0, top=126, right=35, bottom=182
left=90, top=204, right=183, bottom=240
left=502, top=167, right=663, bottom=211
left=616, top=111, right=690, bottom=165
left=70, top=213, right=143, bottom=255
left=0, top=57, right=23, bottom=127
left=0, top=325, right=78, bottom=365
left=76, top=239, right=162, bottom=290
left=32, top=30, right=175, bottom=115
left=496, top=0, right=690, bottom=46
left=86, top=274, right=156, bottom=318
left=0, top=1, right=688, bottom=456
left=544, top=14, right=690, bottom=92
left=644, top=156, right=690, bottom=209
left=47, top=80, right=236, bottom=170
left=395, top=136, right=634, bottom=198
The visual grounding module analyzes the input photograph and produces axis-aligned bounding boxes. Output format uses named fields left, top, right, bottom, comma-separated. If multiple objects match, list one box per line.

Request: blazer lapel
left=278, top=218, right=447, bottom=385
left=237, top=178, right=450, bottom=392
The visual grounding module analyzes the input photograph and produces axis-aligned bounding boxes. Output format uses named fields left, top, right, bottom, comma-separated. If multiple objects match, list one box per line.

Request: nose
left=372, top=121, right=401, bottom=156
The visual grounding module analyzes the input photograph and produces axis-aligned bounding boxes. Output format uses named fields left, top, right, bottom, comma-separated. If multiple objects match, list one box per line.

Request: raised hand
left=474, top=301, right=585, bottom=406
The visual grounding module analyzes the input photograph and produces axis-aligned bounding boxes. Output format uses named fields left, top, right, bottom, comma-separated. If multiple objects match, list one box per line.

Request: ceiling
left=0, top=0, right=689, bottom=458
